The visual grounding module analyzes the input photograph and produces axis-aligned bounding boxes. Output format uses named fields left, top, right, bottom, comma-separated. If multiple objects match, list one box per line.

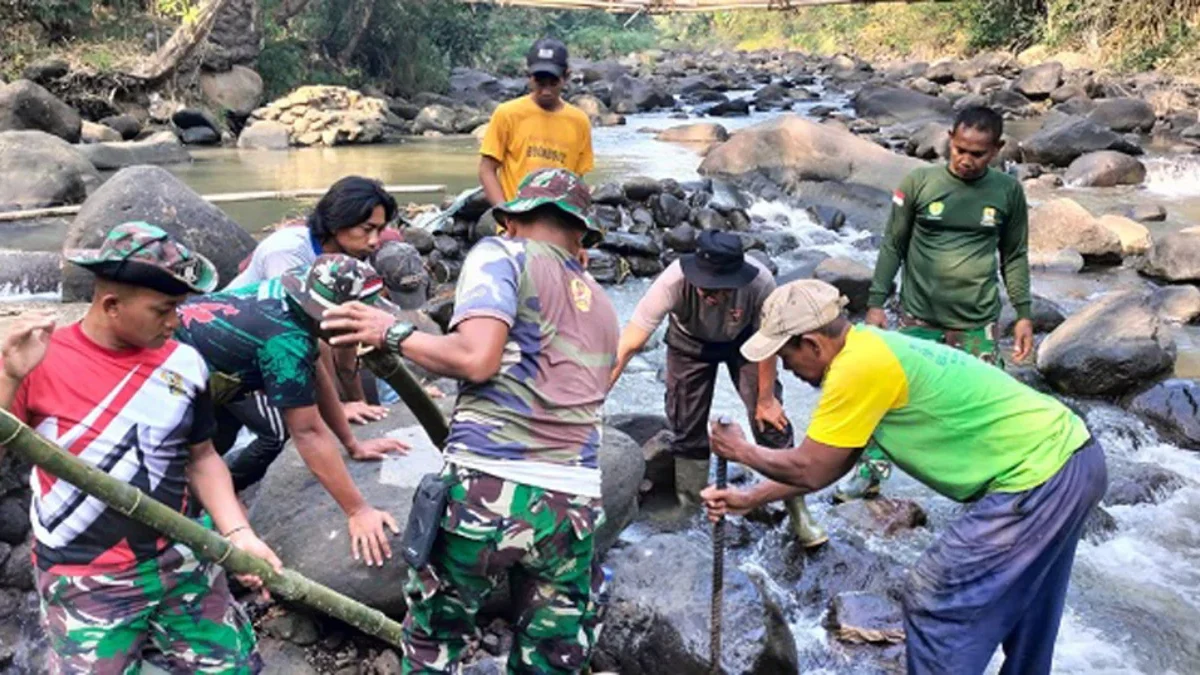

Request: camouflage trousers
left=859, top=320, right=1002, bottom=471
left=402, top=465, right=606, bottom=674
left=37, top=545, right=260, bottom=675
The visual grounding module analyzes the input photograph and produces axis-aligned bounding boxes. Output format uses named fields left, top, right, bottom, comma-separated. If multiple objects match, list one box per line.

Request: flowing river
left=2, top=86, right=1199, bottom=674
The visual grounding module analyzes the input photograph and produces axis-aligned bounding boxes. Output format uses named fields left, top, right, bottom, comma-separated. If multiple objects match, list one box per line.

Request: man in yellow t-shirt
left=479, top=37, right=594, bottom=205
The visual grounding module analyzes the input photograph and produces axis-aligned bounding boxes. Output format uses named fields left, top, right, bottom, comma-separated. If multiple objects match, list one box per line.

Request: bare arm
left=712, top=422, right=862, bottom=493
left=757, top=356, right=778, bottom=402
left=610, top=324, right=653, bottom=389
left=478, top=156, right=506, bottom=207
left=314, top=356, right=359, bottom=452
left=398, top=317, right=509, bottom=384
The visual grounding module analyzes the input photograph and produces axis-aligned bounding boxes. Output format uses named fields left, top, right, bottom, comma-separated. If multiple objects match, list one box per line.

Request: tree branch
left=129, top=0, right=235, bottom=84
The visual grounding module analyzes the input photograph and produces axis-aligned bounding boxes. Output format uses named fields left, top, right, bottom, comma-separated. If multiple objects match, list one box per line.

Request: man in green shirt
left=844, top=106, right=1035, bottom=501
left=702, top=280, right=1107, bottom=675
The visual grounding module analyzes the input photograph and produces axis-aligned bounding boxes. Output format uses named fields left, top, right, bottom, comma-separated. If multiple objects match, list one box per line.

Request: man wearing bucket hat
left=609, top=229, right=828, bottom=548
left=321, top=168, right=619, bottom=674
left=173, top=254, right=408, bottom=568
left=701, top=279, right=1106, bottom=675
left=0, top=222, right=283, bottom=673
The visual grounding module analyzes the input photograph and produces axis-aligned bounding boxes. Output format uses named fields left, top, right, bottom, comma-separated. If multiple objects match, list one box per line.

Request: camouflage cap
left=281, top=253, right=398, bottom=323
left=68, top=222, right=219, bottom=295
left=494, top=168, right=604, bottom=248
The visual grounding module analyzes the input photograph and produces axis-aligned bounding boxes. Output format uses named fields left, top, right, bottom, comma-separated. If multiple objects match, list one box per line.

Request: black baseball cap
left=527, top=38, right=569, bottom=79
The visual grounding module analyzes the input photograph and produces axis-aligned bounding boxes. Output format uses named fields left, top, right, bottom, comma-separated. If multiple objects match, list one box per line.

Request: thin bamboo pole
left=0, top=407, right=406, bottom=647
left=0, top=185, right=447, bottom=224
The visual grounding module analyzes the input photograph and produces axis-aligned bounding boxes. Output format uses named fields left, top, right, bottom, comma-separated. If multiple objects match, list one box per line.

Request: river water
left=2, top=88, right=1199, bottom=674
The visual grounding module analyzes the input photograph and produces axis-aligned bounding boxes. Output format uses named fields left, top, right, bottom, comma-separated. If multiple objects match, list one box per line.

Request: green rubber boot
left=832, top=456, right=890, bottom=503
left=785, top=495, right=829, bottom=548
left=674, top=457, right=711, bottom=507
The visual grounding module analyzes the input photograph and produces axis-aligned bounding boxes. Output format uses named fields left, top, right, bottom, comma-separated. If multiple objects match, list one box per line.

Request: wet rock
left=629, top=206, right=655, bottom=234
left=571, top=94, right=611, bottom=125
left=79, top=131, right=191, bottom=169
left=1141, top=229, right=1200, bottom=282
left=989, top=89, right=1035, bottom=116
left=701, top=97, right=751, bottom=117
left=904, top=121, right=950, bottom=160
left=180, top=126, right=220, bottom=146
left=412, top=105, right=458, bottom=135
left=422, top=287, right=455, bottom=332
left=172, top=108, right=220, bottom=134
left=1020, top=115, right=1143, bottom=167
left=1037, top=291, right=1176, bottom=397
left=1030, top=249, right=1085, bottom=273
left=1013, top=62, right=1064, bottom=99
left=64, top=166, right=255, bottom=299
left=1029, top=198, right=1122, bottom=262
left=258, top=636, right=319, bottom=675
left=402, top=227, right=436, bottom=255
left=591, top=182, right=626, bottom=206
left=100, top=114, right=141, bottom=140
left=81, top=120, right=121, bottom=144
left=623, top=176, right=661, bottom=201
left=432, top=235, right=461, bottom=260
left=0, top=540, right=32, bottom=591
left=852, top=86, right=953, bottom=125
left=0, top=250, right=62, bottom=295
left=910, top=77, right=941, bottom=96
left=0, top=80, right=82, bottom=142
left=627, top=256, right=665, bottom=278
left=600, top=232, right=660, bottom=257
left=0, top=130, right=99, bottom=210
left=200, top=65, right=264, bottom=117
left=923, top=61, right=956, bottom=84
left=651, top=192, right=691, bottom=229
left=1082, top=505, right=1118, bottom=544
left=1088, top=97, right=1156, bottom=133
left=998, top=294, right=1067, bottom=336
left=1096, top=214, right=1152, bottom=256
left=263, top=611, right=319, bottom=646
left=237, top=121, right=291, bottom=150
left=656, top=122, right=729, bottom=145
left=586, top=249, right=630, bottom=285
left=1128, top=379, right=1200, bottom=449
left=0, top=494, right=29, bottom=547
left=1104, top=460, right=1189, bottom=506
left=1151, top=285, right=1200, bottom=323
left=1064, top=151, right=1146, bottom=187
left=747, top=249, right=778, bottom=276
left=592, top=532, right=798, bottom=675
left=663, top=223, right=698, bottom=253
left=610, top=75, right=674, bottom=113
left=692, top=207, right=729, bottom=232
left=1051, top=83, right=1089, bottom=104
left=639, top=429, right=675, bottom=493
left=827, top=591, right=904, bottom=644
left=809, top=205, right=847, bottom=231
left=833, top=498, right=928, bottom=536
left=1129, top=204, right=1168, bottom=223
left=814, top=257, right=873, bottom=313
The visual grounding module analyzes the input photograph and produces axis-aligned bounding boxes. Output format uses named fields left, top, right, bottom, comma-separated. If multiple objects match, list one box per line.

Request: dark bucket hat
left=68, top=221, right=219, bottom=296
left=680, top=230, right=759, bottom=290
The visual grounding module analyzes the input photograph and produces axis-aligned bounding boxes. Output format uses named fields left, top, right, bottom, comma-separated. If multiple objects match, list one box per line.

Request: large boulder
left=1141, top=229, right=1200, bottom=282
left=814, top=257, right=872, bottom=313
left=236, top=121, right=291, bottom=150
left=63, top=166, right=255, bottom=298
left=852, top=86, right=953, bottom=125
left=77, top=131, right=191, bottom=170
left=1036, top=291, right=1176, bottom=397
left=1087, top=97, right=1156, bottom=133
left=1013, top=62, right=1064, bottom=99
left=413, top=104, right=459, bottom=135
left=1128, top=380, right=1200, bottom=449
left=0, top=80, right=82, bottom=143
left=1028, top=198, right=1122, bottom=262
left=656, top=122, right=729, bottom=146
left=250, top=406, right=644, bottom=616
left=1064, top=151, right=1146, bottom=187
left=610, top=75, right=674, bottom=113
left=1020, top=115, right=1143, bottom=167
left=1096, top=214, right=1151, bottom=257
left=592, top=532, right=799, bottom=675
left=0, top=130, right=99, bottom=210
left=1152, top=285, right=1200, bottom=324
left=199, top=65, right=264, bottom=116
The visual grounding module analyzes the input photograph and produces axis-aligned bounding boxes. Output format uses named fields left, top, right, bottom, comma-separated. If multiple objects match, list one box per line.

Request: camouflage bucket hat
left=281, top=253, right=398, bottom=323
left=494, top=168, right=605, bottom=248
left=68, top=221, right=219, bottom=295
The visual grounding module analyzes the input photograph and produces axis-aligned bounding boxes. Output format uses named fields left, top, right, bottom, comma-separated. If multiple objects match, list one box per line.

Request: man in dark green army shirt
left=842, top=106, right=1034, bottom=501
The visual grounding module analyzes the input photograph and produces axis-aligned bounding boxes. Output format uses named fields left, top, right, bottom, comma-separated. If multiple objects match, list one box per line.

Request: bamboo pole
left=0, top=407, right=406, bottom=648
left=361, top=351, right=450, bottom=448
left=0, top=185, right=447, bottom=225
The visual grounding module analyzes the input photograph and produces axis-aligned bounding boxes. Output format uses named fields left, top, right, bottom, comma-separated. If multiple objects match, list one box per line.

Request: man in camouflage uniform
left=321, top=168, right=619, bottom=674
left=0, top=223, right=283, bottom=674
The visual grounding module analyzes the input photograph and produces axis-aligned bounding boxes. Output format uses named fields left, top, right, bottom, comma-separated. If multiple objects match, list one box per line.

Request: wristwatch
left=384, top=321, right=416, bottom=355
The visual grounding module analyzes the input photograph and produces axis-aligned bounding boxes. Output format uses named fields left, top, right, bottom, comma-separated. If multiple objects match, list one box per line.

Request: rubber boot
left=674, top=457, right=711, bottom=507
left=784, top=495, right=829, bottom=549
left=832, top=457, right=889, bottom=503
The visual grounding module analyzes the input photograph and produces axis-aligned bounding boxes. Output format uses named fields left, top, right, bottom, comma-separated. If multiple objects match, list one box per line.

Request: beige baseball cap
left=741, top=280, right=850, bottom=362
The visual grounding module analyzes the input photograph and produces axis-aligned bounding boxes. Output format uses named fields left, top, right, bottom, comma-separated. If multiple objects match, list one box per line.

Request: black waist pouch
left=401, top=473, right=450, bottom=569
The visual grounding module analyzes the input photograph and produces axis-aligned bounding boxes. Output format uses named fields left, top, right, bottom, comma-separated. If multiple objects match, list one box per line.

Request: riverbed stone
left=200, top=65, right=264, bottom=116
left=1013, top=62, right=1064, bottom=99
left=0, top=80, right=82, bottom=143
left=904, top=121, right=950, bottom=160
left=1030, top=249, right=1085, bottom=273
left=237, top=121, right=291, bottom=150
left=81, top=120, right=121, bottom=144
left=0, top=250, right=62, bottom=295
left=591, top=182, right=626, bottom=206
left=1029, top=198, right=1122, bottom=262
left=1141, top=229, right=1200, bottom=282
left=0, top=540, right=32, bottom=591
left=1064, top=151, right=1146, bottom=187
left=833, top=498, right=927, bottom=536
left=600, top=231, right=661, bottom=257
left=1096, top=214, right=1152, bottom=256
left=64, top=165, right=255, bottom=298
left=251, top=85, right=388, bottom=146
left=610, top=75, right=674, bottom=113
left=656, top=122, right=729, bottom=146
left=1020, top=115, right=1143, bottom=167
left=1087, top=97, right=1157, bottom=133
left=651, top=192, right=690, bottom=229
left=852, top=85, right=953, bottom=125
left=372, top=242, right=430, bottom=309
left=180, top=126, right=220, bottom=146
left=1037, top=291, right=1176, bottom=397
left=1104, top=460, right=1190, bottom=506
left=0, top=130, right=99, bottom=210
left=78, top=131, right=191, bottom=170
left=1152, top=285, right=1200, bottom=323
left=623, top=176, right=661, bottom=201
left=1128, top=379, right=1200, bottom=449
left=592, top=532, right=799, bottom=675
left=100, top=114, right=141, bottom=140
left=1129, top=204, right=1168, bottom=223
left=998, top=294, right=1067, bottom=335
left=814, top=257, right=874, bottom=313
left=586, top=249, right=630, bottom=285
left=0, top=495, right=29, bottom=547
left=663, top=222, right=698, bottom=253
left=827, top=591, right=905, bottom=645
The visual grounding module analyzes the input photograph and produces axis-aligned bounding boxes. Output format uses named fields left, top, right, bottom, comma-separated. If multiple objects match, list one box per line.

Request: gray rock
left=258, top=636, right=320, bottom=675
left=747, top=249, right=778, bottom=276
left=586, top=249, right=630, bottom=285
left=1064, top=150, right=1146, bottom=187
left=623, top=176, right=662, bottom=202
left=402, top=227, right=436, bottom=255
left=610, top=75, right=674, bottom=113
left=852, top=86, right=953, bottom=125
left=81, top=120, right=121, bottom=144
left=809, top=205, right=847, bottom=231
left=237, top=121, right=290, bottom=150
left=413, top=104, right=458, bottom=135
left=627, top=256, right=665, bottom=278
left=1014, top=62, right=1064, bottom=99
left=814, top=257, right=873, bottom=313
left=691, top=207, right=729, bottom=232
left=1030, top=249, right=1085, bottom=274
left=1050, top=83, right=1089, bottom=104
left=1128, top=379, right=1200, bottom=449
left=1129, top=204, right=1168, bottom=223
left=22, top=58, right=69, bottom=84
left=600, top=232, right=661, bottom=257
left=998, top=295, right=1067, bottom=336
left=263, top=611, right=319, bottom=646
left=904, top=121, right=950, bottom=160
left=199, top=65, right=264, bottom=117
left=79, top=131, right=192, bottom=169
left=180, top=126, right=220, bottom=145
left=591, top=182, right=626, bottom=206
left=989, top=88, right=1035, bottom=116
left=1088, top=97, right=1157, bottom=133
left=63, top=166, right=255, bottom=299
left=607, top=413, right=669, bottom=446
left=592, top=533, right=798, bottom=675
left=433, top=234, right=461, bottom=259
left=629, top=207, right=655, bottom=234
left=0, top=495, right=29, bottom=546
left=1151, top=285, right=1200, bottom=324
left=0, top=130, right=99, bottom=210
left=1104, top=460, right=1189, bottom=506
left=1029, top=198, right=1122, bottom=262
left=652, top=192, right=691, bottom=229
left=100, top=114, right=141, bottom=140
left=1142, top=229, right=1200, bottom=282
left=924, top=61, right=956, bottom=84
left=833, top=498, right=927, bottom=536
left=0, top=540, right=32, bottom=591
left=1036, top=291, right=1176, bottom=397
left=0, top=250, right=61, bottom=296
left=1020, top=115, right=1143, bottom=167
left=1083, top=505, right=1119, bottom=544
left=910, top=77, right=941, bottom=96
left=827, top=591, right=904, bottom=645
left=0, top=80, right=81, bottom=142
left=701, top=97, right=751, bottom=117
left=664, top=223, right=699, bottom=253
left=172, top=108, right=219, bottom=134
left=655, top=123, right=729, bottom=145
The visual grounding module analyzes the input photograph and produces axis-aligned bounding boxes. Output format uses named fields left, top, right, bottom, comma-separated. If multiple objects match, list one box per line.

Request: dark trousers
left=903, top=439, right=1108, bottom=675
left=664, top=347, right=793, bottom=459
left=213, top=392, right=290, bottom=491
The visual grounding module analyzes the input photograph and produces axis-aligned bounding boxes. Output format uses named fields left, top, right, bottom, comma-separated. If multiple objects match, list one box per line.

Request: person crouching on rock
left=609, top=229, right=828, bottom=548
left=174, top=254, right=408, bottom=568
left=320, top=168, right=618, bottom=674
left=702, top=279, right=1107, bottom=675
left=0, top=222, right=283, bottom=674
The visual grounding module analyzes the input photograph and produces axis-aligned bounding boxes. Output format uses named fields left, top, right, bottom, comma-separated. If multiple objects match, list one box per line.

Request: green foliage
left=963, top=0, right=1046, bottom=51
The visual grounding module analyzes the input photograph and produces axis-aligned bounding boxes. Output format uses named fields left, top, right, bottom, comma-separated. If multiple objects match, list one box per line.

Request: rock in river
left=1064, top=151, right=1146, bottom=188
left=1037, top=291, right=1176, bottom=397
left=1141, top=228, right=1200, bottom=282
left=77, top=131, right=191, bottom=170
left=852, top=86, right=953, bottom=125
left=0, top=80, right=82, bottom=143
left=1029, top=198, right=1122, bottom=262
left=814, top=257, right=873, bottom=313
left=1020, top=115, right=1142, bottom=167
left=1013, top=61, right=1064, bottom=100
left=1128, top=379, right=1200, bottom=449
left=0, top=130, right=99, bottom=210
left=1087, top=97, right=1156, bottom=133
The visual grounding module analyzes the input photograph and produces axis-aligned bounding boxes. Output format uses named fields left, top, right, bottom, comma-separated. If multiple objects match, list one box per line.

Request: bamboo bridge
left=461, top=0, right=953, bottom=14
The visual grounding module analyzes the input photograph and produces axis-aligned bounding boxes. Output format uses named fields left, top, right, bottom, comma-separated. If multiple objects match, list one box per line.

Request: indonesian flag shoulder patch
left=892, top=190, right=905, bottom=207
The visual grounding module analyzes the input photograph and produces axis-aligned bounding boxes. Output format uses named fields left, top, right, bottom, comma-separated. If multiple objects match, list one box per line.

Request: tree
left=130, top=0, right=236, bottom=82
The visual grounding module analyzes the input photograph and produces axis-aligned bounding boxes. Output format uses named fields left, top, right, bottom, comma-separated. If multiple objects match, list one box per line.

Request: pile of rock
left=245, top=86, right=393, bottom=147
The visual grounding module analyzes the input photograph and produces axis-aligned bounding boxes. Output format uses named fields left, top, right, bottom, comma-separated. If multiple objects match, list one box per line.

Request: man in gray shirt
left=610, top=230, right=826, bottom=547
